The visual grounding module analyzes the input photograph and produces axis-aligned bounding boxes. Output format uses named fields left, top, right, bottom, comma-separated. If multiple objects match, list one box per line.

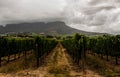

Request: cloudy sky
left=0, top=0, right=120, bottom=34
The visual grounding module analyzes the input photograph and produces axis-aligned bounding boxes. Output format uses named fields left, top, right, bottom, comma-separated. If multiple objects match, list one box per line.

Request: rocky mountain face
left=0, top=21, right=106, bottom=35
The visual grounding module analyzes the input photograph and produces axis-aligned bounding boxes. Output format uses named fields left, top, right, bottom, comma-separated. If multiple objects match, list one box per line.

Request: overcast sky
left=0, top=0, right=120, bottom=34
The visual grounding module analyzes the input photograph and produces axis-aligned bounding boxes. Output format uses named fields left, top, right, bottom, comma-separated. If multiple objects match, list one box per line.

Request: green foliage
left=61, top=33, right=87, bottom=65
left=0, top=36, right=57, bottom=67
left=88, top=35, right=120, bottom=64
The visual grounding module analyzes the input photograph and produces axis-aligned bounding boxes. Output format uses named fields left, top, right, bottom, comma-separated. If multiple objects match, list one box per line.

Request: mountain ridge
left=0, top=21, right=106, bottom=35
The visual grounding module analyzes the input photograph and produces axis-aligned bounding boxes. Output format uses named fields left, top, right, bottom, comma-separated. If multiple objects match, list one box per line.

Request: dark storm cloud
left=0, top=0, right=120, bottom=34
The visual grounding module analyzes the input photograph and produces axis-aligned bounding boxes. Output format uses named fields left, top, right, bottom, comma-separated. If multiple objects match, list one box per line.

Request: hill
left=0, top=21, right=106, bottom=35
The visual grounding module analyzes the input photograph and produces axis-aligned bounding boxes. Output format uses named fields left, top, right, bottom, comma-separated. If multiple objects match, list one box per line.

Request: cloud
left=64, top=0, right=120, bottom=34
left=0, top=0, right=120, bottom=34
left=0, top=0, right=66, bottom=24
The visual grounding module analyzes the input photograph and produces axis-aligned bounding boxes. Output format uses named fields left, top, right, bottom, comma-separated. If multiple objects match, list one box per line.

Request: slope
left=0, top=21, right=106, bottom=35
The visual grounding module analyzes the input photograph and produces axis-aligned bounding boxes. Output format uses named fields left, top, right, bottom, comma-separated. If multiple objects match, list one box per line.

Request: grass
left=52, top=50, right=58, bottom=64
left=49, top=65, right=70, bottom=74
left=48, top=45, right=71, bottom=77
left=86, top=54, right=120, bottom=77
left=86, top=54, right=108, bottom=75
left=48, top=65, right=71, bottom=77
left=54, top=74, right=70, bottom=77
left=0, top=53, right=36, bottom=73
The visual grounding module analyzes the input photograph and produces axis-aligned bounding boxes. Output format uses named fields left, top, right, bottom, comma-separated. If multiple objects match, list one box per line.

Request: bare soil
left=0, top=43, right=103, bottom=77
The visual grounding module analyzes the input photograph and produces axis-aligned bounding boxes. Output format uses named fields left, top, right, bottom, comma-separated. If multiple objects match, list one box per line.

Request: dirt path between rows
left=0, top=43, right=104, bottom=77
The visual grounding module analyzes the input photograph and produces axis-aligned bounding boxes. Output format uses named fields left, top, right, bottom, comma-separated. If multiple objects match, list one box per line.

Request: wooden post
left=0, top=57, right=1, bottom=67
left=36, top=44, right=39, bottom=67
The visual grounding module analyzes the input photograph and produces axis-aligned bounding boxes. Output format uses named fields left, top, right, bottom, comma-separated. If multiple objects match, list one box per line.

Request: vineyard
left=0, top=36, right=57, bottom=67
left=0, top=34, right=120, bottom=77
left=62, top=34, right=120, bottom=65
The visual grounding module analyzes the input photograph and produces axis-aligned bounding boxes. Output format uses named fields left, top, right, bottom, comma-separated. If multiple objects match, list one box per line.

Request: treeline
left=0, top=36, right=57, bottom=67
left=61, top=33, right=120, bottom=65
